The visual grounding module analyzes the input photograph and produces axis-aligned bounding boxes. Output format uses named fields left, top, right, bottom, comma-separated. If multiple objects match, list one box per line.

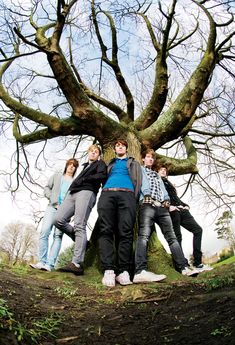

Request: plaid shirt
left=145, top=168, right=165, bottom=202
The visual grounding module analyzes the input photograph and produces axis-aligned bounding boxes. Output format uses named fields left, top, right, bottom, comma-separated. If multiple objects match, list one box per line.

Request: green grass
left=194, top=260, right=235, bottom=291
left=202, top=274, right=235, bottom=291
left=10, top=264, right=30, bottom=276
left=213, top=255, right=235, bottom=267
left=0, top=298, right=63, bottom=343
left=54, top=282, right=78, bottom=299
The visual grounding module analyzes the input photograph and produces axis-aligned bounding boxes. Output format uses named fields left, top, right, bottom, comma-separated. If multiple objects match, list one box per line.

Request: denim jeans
left=47, top=228, right=64, bottom=268
left=98, top=191, right=137, bottom=274
left=54, top=190, right=96, bottom=265
left=39, top=205, right=63, bottom=268
left=170, top=209, right=202, bottom=266
left=135, top=204, right=186, bottom=273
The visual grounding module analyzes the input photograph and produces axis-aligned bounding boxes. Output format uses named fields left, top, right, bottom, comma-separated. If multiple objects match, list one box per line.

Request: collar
left=116, top=157, right=128, bottom=161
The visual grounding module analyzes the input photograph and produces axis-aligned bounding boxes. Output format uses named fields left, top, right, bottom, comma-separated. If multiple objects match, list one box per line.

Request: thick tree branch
left=192, top=0, right=216, bottom=52
left=140, top=2, right=218, bottom=147
left=134, top=1, right=178, bottom=130
left=68, top=37, right=127, bottom=121
left=52, top=0, right=78, bottom=44
left=155, top=136, right=198, bottom=175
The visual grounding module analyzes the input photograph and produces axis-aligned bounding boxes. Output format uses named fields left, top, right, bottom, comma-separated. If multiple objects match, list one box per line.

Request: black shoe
left=57, top=262, right=84, bottom=276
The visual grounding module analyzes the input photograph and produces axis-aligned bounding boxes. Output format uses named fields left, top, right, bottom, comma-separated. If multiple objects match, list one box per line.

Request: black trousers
left=135, top=204, right=186, bottom=273
left=170, top=209, right=202, bottom=267
left=97, top=191, right=137, bottom=274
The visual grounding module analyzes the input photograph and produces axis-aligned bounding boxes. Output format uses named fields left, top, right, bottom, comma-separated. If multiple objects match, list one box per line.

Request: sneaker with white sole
left=116, top=271, right=133, bottom=285
left=57, top=262, right=84, bottom=275
left=194, top=264, right=213, bottom=272
left=133, top=270, right=166, bottom=283
left=181, top=266, right=199, bottom=277
left=102, top=270, right=116, bottom=287
left=30, top=262, right=45, bottom=270
left=41, top=264, right=53, bottom=272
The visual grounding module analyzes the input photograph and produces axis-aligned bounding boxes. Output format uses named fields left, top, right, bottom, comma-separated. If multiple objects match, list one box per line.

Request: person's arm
left=83, top=161, right=107, bottom=182
left=158, top=175, right=170, bottom=201
left=140, top=167, right=151, bottom=197
left=43, top=174, right=55, bottom=200
left=168, top=181, right=189, bottom=210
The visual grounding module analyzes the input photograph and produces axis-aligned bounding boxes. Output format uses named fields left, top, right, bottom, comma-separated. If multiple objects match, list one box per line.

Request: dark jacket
left=106, top=157, right=142, bottom=199
left=162, top=177, right=188, bottom=207
left=69, top=160, right=107, bottom=195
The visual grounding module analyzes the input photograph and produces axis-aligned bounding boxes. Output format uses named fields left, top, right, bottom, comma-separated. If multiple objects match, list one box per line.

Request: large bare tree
left=0, top=222, right=37, bottom=264
left=0, top=1, right=234, bottom=210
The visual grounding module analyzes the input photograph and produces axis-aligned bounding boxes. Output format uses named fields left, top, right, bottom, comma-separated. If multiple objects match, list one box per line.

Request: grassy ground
left=213, top=255, right=235, bottom=267
left=0, top=259, right=235, bottom=345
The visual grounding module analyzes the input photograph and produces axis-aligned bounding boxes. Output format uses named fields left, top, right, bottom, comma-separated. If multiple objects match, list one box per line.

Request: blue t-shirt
left=103, top=158, right=134, bottom=191
left=58, top=176, right=72, bottom=205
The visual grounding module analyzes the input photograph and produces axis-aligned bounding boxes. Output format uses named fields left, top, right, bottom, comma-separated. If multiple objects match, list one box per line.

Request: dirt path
left=0, top=266, right=235, bottom=345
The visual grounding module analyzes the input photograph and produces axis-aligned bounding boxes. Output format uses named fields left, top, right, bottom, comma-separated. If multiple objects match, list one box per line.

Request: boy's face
left=158, top=167, right=167, bottom=177
left=143, top=153, right=154, bottom=168
left=115, top=142, right=127, bottom=157
left=88, top=148, right=100, bottom=161
left=66, top=163, right=77, bottom=175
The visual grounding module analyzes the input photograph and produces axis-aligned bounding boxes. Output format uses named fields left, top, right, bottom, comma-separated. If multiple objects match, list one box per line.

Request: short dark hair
left=64, top=158, right=79, bottom=176
left=156, top=164, right=169, bottom=175
left=113, top=139, right=128, bottom=149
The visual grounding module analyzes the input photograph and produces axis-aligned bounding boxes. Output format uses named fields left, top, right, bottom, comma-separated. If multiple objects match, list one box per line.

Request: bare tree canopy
left=0, top=0, right=234, bottom=211
left=0, top=221, right=37, bottom=264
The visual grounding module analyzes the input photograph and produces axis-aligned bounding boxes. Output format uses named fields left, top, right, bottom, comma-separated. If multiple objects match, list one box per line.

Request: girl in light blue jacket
left=30, top=158, right=78, bottom=271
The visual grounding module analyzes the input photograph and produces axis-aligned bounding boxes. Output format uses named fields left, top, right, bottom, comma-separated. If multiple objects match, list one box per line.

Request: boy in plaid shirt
left=133, top=149, right=198, bottom=283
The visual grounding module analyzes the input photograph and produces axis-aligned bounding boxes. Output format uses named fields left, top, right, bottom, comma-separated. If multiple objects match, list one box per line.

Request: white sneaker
left=194, top=264, right=213, bottom=272
left=181, top=267, right=199, bottom=277
left=133, top=270, right=166, bottom=283
left=116, top=271, right=133, bottom=285
left=30, top=262, right=45, bottom=270
left=102, top=270, right=116, bottom=287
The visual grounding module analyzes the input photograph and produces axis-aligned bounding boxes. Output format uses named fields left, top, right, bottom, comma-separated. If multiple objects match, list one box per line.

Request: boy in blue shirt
left=98, top=139, right=142, bottom=287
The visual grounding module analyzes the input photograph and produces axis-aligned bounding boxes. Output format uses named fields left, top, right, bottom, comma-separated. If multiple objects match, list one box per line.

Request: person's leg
left=46, top=227, right=64, bottom=269
left=38, top=205, right=57, bottom=265
left=170, top=209, right=189, bottom=267
left=170, top=210, right=182, bottom=245
left=116, top=192, right=136, bottom=273
left=72, top=190, right=96, bottom=265
left=156, top=208, right=186, bottom=272
left=54, top=194, right=75, bottom=239
left=180, top=209, right=202, bottom=267
left=98, top=192, right=117, bottom=271
left=133, top=204, right=167, bottom=283
left=135, top=204, right=155, bottom=273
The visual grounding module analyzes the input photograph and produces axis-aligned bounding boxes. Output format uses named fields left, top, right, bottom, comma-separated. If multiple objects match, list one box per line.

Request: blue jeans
left=135, top=204, right=186, bottom=273
left=39, top=205, right=63, bottom=268
left=54, top=190, right=96, bottom=265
